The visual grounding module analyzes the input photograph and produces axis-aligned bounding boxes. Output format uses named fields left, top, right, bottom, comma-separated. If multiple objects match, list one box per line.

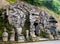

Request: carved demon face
left=8, top=14, right=21, bottom=28
left=8, top=7, right=26, bottom=28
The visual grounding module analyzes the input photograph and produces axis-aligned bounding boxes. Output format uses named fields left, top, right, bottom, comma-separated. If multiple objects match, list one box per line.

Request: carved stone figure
left=8, top=4, right=26, bottom=42
left=26, top=30, right=29, bottom=41
left=2, top=28, right=8, bottom=42
left=10, top=29, right=15, bottom=42
left=29, top=8, right=41, bottom=41
left=7, top=1, right=58, bottom=41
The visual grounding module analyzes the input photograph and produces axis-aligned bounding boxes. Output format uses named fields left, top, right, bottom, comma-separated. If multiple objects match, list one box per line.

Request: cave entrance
left=34, top=20, right=40, bottom=36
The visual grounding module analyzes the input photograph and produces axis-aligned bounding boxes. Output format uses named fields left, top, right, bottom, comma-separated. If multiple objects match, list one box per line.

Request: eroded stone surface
left=7, top=1, right=58, bottom=41
left=2, top=28, right=8, bottom=42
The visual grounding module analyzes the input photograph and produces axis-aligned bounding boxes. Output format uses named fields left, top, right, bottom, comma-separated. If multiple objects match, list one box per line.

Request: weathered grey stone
left=7, top=1, right=58, bottom=41
left=2, top=28, right=8, bottom=42
left=26, top=30, right=29, bottom=40
left=18, top=35, right=25, bottom=42
left=10, top=29, right=15, bottom=42
left=29, top=8, right=41, bottom=41
left=16, top=27, right=25, bottom=42
left=9, top=3, right=27, bottom=42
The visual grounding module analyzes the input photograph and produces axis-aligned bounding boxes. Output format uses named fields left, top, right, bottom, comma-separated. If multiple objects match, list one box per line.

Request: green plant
left=24, top=0, right=60, bottom=14
left=7, top=0, right=17, bottom=3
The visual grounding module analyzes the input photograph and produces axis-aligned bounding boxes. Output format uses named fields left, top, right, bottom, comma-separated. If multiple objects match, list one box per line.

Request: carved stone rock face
left=29, top=8, right=41, bottom=37
left=40, top=10, right=49, bottom=29
left=8, top=1, right=58, bottom=40
left=8, top=7, right=26, bottom=28
left=9, top=14, right=21, bottom=28
left=2, top=28, right=8, bottom=41
left=30, top=9, right=40, bottom=23
left=8, top=3, right=27, bottom=42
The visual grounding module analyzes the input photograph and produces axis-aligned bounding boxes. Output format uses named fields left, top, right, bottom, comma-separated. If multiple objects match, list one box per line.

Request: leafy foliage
left=7, top=0, right=17, bottom=3
left=0, top=9, right=13, bottom=36
left=24, top=0, right=60, bottom=14
left=7, top=0, right=60, bottom=14
left=52, top=0, right=60, bottom=14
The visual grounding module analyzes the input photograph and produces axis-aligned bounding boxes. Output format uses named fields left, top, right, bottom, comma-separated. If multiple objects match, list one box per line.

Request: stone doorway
left=34, top=20, right=40, bottom=36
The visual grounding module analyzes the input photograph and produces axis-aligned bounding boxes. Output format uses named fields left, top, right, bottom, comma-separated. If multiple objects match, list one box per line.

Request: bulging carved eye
left=32, top=13, right=35, bottom=15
